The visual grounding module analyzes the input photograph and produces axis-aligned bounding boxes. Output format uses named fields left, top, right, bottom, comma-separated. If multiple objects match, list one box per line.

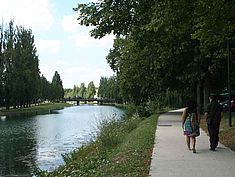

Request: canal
left=0, top=105, right=124, bottom=176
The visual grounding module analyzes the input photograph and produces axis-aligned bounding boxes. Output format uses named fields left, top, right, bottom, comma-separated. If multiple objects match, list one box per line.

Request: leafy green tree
left=64, top=85, right=81, bottom=98
left=192, top=0, right=235, bottom=92
left=51, top=71, right=64, bottom=101
left=79, top=82, right=86, bottom=98
left=0, top=21, right=42, bottom=108
left=98, top=77, right=107, bottom=98
left=98, top=76, right=122, bottom=103
left=15, top=26, right=41, bottom=107
left=40, top=75, right=52, bottom=101
left=0, top=25, right=4, bottom=106
left=75, top=0, right=177, bottom=104
left=86, top=81, right=96, bottom=98
left=3, top=21, right=16, bottom=109
left=73, top=85, right=80, bottom=97
left=74, top=0, right=140, bottom=38
left=0, top=20, right=67, bottom=108
left=76, top=0, right=235, bottom=108
left=107, top=35, right=163, bottom=104
left=64, top=88, right=73, bottom=98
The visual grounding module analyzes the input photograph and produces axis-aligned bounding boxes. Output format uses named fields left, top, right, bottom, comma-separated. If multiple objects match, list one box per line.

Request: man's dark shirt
left=205, top=101, right=223, bottom=125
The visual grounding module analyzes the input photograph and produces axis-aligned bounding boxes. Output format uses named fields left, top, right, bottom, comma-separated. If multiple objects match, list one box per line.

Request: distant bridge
left=62, top=98, right=115, bottom=105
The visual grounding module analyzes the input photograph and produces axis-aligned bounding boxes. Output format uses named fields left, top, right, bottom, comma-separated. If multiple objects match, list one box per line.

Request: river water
left=0, top=105, right=124, bottom=176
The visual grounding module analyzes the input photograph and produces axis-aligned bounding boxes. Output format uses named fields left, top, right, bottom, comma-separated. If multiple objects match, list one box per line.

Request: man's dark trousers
left=207, top=123, right=220, bottom=150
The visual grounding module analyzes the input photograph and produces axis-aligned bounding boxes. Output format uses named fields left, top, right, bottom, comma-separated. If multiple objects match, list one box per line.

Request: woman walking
left=182, top=100, right=200, bottom=153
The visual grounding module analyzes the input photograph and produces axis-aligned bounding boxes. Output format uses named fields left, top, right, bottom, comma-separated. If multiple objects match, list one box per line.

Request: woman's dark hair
left=187, top=100, right=197, bottom=113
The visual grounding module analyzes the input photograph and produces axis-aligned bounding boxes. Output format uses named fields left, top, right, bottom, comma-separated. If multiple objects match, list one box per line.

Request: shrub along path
left=149, top=109, right=235, bottom=177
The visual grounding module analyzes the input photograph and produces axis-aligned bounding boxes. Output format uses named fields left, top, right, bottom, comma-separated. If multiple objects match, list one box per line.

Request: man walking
left=204, top=95, right=223, bottom=151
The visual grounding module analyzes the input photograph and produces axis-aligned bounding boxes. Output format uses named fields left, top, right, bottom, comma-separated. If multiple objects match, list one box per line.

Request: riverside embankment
left=36, top=108, right=159, bottom=176
left=0, top=103, right=71, bottom=116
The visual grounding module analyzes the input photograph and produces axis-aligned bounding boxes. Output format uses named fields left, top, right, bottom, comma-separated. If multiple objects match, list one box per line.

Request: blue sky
left=0, top=0, right=115, bottom=88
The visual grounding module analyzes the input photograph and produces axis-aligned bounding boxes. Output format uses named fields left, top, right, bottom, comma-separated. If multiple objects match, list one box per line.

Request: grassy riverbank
left=200, top=112, right=235, bottom=152
left=36, top=113, right=158, bottom=176
left=0, top=102, right=71, bottom=116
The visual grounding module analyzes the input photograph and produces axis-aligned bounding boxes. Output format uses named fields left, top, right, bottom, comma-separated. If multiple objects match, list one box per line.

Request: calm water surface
left=0, top=105, right=124, bottom=176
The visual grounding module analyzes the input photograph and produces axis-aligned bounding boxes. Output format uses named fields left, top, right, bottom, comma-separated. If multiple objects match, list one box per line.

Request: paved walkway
left=149, top=109, right=235, bottom=177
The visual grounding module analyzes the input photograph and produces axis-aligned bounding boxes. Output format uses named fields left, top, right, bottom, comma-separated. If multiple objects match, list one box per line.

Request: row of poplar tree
left=64, top=77, right=122, bottom=104
left=0, top=21, right=64, bottom=109
left=64, top=78, right=122, bottom=104
left=65, top=81, right=96, bottom=99
left=75, top=0, right=235, bottom=108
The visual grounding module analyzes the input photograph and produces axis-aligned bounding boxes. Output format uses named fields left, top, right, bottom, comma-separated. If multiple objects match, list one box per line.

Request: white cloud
left=40, top=62, right=114, bottom=88
left=40, top=64, right=54, bottom=82
left=62, top=14, right=79, bottom=32
left=72, top=29, right=114, bottom=49
left=56, top=60, right=67, bottom=66
left=66, top=66, right=86, bottom=74
left=61, top=66, right=114, bottom=88
left=91, top=0, right=99, bottom=3
left=62, top=14, right=114, bottom=48
left=0, top=0, right=55, bottom=31
left=35, top=39, right=61, bottom=54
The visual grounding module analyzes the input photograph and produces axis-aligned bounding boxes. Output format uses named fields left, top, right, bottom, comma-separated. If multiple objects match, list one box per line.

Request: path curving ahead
left=149, top=109, right=235, bottom=177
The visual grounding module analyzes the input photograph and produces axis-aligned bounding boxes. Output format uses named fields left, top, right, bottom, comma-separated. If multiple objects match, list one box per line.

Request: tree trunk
left=196, top=82, right=201, bottom=114
left=203, top=83, right=209, bottom=111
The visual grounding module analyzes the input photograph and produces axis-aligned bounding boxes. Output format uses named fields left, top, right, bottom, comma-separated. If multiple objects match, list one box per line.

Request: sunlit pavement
left=149, top=109, right=235, bottom=177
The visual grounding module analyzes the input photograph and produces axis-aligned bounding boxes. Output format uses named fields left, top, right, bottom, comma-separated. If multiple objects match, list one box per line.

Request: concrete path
left=149, top=109, right=235, bottom=177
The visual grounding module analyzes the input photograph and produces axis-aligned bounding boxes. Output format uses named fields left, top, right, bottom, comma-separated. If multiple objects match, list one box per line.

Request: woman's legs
left=192, top=136, right=196, bottom=153
left=186, top=136, right=191, bottom=150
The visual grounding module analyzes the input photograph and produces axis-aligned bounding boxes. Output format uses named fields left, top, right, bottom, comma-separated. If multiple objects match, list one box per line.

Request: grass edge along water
left=34, top=111, right=159, bottom=177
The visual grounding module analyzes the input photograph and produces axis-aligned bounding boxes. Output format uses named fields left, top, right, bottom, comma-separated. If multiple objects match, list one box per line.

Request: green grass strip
left=0, top=103, right=71, bottom=116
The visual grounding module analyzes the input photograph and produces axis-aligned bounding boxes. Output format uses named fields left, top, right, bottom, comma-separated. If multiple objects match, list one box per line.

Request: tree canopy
left=75, top=0, right=235, bottom=107
left=86, top=81, right=96, bottom=98
left=0, top=21, right=64, bottom=108
left=51, top=71, right=64, bottom=101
